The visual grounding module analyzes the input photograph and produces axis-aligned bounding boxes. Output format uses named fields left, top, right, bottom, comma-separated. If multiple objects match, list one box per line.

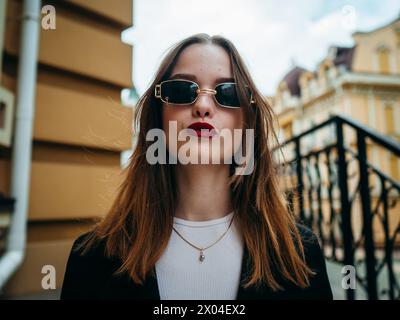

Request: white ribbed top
left=155, top=211, right=244, bottom=300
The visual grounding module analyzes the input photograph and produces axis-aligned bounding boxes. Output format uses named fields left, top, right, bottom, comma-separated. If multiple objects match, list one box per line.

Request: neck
left=174, top=164, right=233, bottom=221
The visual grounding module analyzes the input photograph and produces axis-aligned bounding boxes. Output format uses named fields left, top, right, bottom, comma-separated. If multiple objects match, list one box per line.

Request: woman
left=60, top=33, right=332, bottom=300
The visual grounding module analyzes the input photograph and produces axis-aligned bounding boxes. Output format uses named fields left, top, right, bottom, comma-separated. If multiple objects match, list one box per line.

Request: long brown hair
left=78, top=33, right=314, bottom=291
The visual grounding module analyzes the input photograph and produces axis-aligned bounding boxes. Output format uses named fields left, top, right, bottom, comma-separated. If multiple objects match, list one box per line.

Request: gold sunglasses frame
left=154, top=79, right=255, bottom=109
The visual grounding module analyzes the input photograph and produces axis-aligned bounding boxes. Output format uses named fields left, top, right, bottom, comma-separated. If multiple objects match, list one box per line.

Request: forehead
left=170, top=44, right=233, bottom=83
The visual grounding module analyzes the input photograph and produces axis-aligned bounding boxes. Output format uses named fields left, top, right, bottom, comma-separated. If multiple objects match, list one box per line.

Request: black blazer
left=60, top=224, right=333, bottom=300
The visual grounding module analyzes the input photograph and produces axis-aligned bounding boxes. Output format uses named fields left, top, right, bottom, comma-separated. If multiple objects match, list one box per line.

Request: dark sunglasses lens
left=161, top=80, right=197, bottom=104
left=215, top=83, right=240, bottom=108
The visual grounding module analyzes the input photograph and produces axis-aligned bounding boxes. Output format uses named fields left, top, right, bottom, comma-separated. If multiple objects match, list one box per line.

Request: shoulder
left=60, top=231, right=115, bottom=299
left=294, top=223, right=324, bottom=268
left=295, top=223, right=318, bottom=243
left=294, top=223, right=321, bottom=253
left=292, top=223, right=333, bottom=299
left=70, top=230, right=106, bottom=258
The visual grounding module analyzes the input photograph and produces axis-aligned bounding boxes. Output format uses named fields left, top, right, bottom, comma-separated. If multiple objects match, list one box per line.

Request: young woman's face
left=162, top=43, right=244, bottom=165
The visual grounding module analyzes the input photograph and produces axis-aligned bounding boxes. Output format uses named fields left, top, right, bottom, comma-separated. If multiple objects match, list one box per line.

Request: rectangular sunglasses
left=154, top=79, right=254, bottom=109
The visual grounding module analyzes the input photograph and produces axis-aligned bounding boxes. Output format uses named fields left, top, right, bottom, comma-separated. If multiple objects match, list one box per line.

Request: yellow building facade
left=274, top=17, right=400, bottom=246
left=275, top=17, right=400, bottom=178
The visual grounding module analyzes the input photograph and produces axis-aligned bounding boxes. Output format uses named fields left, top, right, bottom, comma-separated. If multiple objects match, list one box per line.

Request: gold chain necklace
left=172, top=213, right=236, bottom=262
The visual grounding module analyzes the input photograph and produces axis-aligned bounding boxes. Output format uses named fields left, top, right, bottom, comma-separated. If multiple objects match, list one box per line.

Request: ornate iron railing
left=274, top=114, right=400, bottom=300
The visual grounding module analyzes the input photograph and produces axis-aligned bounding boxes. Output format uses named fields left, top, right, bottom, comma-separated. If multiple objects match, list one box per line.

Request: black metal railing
left=0, top=194, right=15, bottom=258
left=274, top=114, right=400, bottom=300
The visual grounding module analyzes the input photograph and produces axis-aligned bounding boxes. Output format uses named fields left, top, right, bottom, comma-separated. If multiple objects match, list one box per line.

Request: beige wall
left=69, top=0, right=132, bottom=27
left=5, top=0, right=132, bottom=87
left=1, top=0, right=133, bottom=297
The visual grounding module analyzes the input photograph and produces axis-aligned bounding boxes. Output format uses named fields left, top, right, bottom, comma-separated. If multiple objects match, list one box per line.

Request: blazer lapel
left=98, top=258, right=161, bottom=300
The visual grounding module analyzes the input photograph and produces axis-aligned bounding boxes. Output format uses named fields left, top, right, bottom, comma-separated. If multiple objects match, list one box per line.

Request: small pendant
left=199, top=250, right=205, bottom=262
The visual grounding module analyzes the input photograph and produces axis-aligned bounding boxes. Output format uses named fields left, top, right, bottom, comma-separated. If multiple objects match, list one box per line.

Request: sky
left=122, top=0, right=400, bottom=97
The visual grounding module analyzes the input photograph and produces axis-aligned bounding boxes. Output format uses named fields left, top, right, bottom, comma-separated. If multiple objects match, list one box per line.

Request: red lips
left=187, top=122, right=216, bottom=137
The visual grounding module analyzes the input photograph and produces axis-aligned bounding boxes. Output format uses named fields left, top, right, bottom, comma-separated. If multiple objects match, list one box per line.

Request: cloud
left=123, top=0, right=399, bottom=96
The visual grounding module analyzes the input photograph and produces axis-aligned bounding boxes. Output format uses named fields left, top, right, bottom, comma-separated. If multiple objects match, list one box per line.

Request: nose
left=192, top=89, right=216, bottom=119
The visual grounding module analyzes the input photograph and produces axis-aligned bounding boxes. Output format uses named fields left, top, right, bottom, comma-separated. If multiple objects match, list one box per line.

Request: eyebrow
left=169, top=73, right=235, bottom=83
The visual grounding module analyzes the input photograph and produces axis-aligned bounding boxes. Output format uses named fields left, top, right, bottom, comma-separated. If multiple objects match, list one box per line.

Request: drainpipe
left=0, top=0, right=41, bottom=291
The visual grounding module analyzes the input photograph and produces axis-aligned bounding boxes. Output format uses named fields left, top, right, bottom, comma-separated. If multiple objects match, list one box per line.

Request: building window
left=282, top=122, right=293, bottom=140
left=389, top=154, right=399, bottom=181
left=322, top=64, right=331, bottom=87
left=377, top=46, right=390, bottom=74
left=309, top=79, right=318, bottom=97
left=383, top=101, right=399, bottom=180
left=384, top=103, right=395, bottom=135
